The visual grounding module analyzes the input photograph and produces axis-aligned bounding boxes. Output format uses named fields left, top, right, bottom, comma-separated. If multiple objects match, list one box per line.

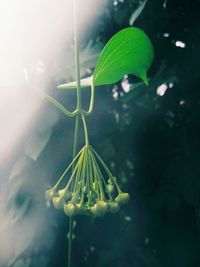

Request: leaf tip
left=144, top=78, right=149, bottom=86
left=139, top=72, right=149, bottom=86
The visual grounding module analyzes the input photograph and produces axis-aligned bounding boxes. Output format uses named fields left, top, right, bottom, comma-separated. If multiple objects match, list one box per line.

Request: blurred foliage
left=4, top=0, right=200, bottom=267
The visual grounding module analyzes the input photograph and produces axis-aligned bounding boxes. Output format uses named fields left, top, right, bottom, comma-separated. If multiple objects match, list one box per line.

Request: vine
left=43, top=0, right=154, bottom=266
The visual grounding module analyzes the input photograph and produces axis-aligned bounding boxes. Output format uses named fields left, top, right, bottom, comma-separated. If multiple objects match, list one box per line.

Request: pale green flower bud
left=64, top=203, right=77, bottom=217
left=91, top=200, right=108, bottom=217
left=45, top=189, right=56, bottom=202
left=115, top=192, right=130, bottom=205
left=52, top=197, right=65, bottom=209
left=58, top=189, right=71, bottom=200
left=107, top=184, right=114, bottom=193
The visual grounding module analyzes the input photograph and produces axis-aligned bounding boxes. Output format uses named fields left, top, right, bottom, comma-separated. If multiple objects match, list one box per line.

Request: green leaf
left=57, top=27, right=154, bottom=89
left=93, top=27, right=154, bottom=86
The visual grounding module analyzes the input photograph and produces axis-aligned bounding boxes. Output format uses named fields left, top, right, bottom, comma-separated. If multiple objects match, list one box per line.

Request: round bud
left=64, top=203, right=77, bottom=217
left=52, top=197, right=65, bottom=209
left=115, top=192, right=130, bottom=205
left=91, top=200, right=108, bottom=217
left=58, top=189, right=71, bottom=200
left=109, top=201, right=120, bottom=214
left=107, top=184, right=114, bottom=194
left=91, top=204, right=98, bottom=216
left=45, top=189, right=56, bottom=202
left=58, top=188, right=65, bottom=197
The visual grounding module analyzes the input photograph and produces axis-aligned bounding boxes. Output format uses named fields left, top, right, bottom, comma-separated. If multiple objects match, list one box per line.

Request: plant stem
left=39, top=88, right=78, bottom=117
left=68, top=216, right=73, bottom=267
left=67, top=1, right=83, bottom=266
left=83, top=82, right=95, bottom=116
left=68, top=115, right=80, bottom=267
left=72, top=116, right=80, bottom=164
left=67, top=116, right=80, bottom=267
left=82, top=114, right=89, bottom=146
left=54, top=147, right=84, bottom=189
left=73, top=0, right=82, bottom=111
left=73, top=0, right=90, bottom=149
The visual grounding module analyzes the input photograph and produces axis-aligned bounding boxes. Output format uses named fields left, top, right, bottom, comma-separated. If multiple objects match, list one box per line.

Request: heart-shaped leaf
left=93, top=27, right=154, bottom=86
left=57, top=27, right=154, bottom=89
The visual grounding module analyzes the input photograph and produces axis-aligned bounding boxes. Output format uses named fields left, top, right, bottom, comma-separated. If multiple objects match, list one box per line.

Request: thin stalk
left=88, top=151, right=95, bottom=194
left=91, top=147, right=122, bottom=193
left=91, top=151, right=113, bottom=200
left=90, top=147, right=113, bottom=178
left=68, top=217, right=73, bottom=267
left=76, top=149, right=86, bottom=197
left=67, top=1, right=82, bottom=266
left=71, top=115, right=80, bottom=190
left=67, top=114, right=80, bottom=267
left=73, top=149, right=84, bottom=194
left=83, top=82, right=95, bottom=116
left=73, top=0, right=90, bottom=149
left=73, top=0, right=82, bottom=111
left=90, top=151, right=105, bottom=200
left=81, top=114, right=89, bottom=146
left=88, top=152, right=101, bottom=200
left=72, top=116, right=80, bottom=161
left=85, top=151, right=90, bottom=194
left=54, top=147, right=83, bottom=189
left=39, top=88, right=78, bottom=117
left=79, top=151, right=87, bottom=205
left=65, top=159, right=80, bottom=191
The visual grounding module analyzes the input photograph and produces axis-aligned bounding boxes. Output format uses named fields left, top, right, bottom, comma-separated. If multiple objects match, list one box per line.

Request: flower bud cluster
left=45, top=145, right=129, bottom=217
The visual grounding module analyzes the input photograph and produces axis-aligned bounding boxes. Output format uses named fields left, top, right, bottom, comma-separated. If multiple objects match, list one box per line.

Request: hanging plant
left=40, top=0, right=154, bottom=266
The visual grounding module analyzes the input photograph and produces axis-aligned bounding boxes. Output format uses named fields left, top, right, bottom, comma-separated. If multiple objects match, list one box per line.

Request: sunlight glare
left=0, top=1, right=101, bottom=264
left=0, top=0, right=100, bottom=165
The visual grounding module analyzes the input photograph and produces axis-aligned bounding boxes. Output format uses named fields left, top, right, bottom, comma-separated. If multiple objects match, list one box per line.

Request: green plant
left=42, top=1, right=154, bottom=266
